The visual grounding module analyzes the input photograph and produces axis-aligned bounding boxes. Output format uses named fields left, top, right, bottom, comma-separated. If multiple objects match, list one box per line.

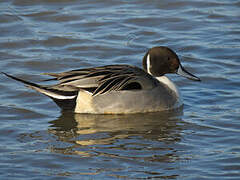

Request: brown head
left=142, top=46, right=200, bottom=81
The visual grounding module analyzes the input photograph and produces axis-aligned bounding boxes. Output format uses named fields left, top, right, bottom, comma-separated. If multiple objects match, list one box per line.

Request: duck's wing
left=44, top=65, right=159, bottom=96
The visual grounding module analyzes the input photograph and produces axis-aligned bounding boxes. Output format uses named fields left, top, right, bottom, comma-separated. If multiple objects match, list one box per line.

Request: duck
left=2, top=46, right=200, bottom=114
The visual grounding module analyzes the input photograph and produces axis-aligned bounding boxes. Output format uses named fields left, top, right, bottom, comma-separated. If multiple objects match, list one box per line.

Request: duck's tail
left=2, top=72, right=78, bottom=110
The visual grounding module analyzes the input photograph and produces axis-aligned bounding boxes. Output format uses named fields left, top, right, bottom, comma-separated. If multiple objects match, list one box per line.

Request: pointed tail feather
left=2, top=72, right=42, bottom=88
left=2, top=72, right=77, bottom=100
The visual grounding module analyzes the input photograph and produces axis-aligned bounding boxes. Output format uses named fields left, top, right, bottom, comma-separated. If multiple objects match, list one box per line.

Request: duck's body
left=75, top=76, right=181, bottom=114
left=3, top=46, right=200, bottom=114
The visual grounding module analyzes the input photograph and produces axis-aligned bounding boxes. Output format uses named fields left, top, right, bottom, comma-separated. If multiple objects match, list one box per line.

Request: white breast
left=156, top=76, right=182, bottom=107
left=156, top=76, right=179, bottom=96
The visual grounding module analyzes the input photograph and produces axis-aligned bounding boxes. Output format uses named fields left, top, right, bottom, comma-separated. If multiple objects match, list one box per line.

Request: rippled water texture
left=1, top=0, right=240, bottom=179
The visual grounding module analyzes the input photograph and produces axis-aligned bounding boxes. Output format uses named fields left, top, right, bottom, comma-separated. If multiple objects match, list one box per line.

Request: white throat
left=156, top=76, right=180, bottom=98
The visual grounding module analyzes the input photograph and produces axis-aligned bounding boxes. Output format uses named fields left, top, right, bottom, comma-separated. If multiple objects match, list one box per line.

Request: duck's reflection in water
left=49, top=108, right=184, bottom=161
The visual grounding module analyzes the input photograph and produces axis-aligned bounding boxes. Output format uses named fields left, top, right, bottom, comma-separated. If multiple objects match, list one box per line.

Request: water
left=0, top=0, right=240, bottom=179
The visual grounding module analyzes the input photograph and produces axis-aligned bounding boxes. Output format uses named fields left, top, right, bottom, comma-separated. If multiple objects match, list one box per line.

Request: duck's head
left=142, top=46, right=200, bottom=81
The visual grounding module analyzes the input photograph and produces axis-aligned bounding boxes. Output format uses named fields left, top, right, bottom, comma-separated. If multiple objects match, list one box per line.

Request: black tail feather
left=2, top=72, right=42, bottom=88
left=2, top=72, right=78, bottom=111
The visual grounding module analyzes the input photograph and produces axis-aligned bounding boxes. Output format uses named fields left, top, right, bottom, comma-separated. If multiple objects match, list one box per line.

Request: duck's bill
left=177, top=65, right=201, bottom=81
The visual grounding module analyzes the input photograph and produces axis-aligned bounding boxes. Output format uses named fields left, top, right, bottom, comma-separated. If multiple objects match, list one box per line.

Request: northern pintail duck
left=3, top=46, right=200, bottom=114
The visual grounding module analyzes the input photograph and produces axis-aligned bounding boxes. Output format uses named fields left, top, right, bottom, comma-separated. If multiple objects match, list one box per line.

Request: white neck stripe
left=146, top=53, right=152, bottom=75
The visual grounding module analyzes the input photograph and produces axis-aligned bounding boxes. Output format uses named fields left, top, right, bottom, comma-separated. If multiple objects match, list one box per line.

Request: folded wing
left=44, top=65, right=158, bottom=96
